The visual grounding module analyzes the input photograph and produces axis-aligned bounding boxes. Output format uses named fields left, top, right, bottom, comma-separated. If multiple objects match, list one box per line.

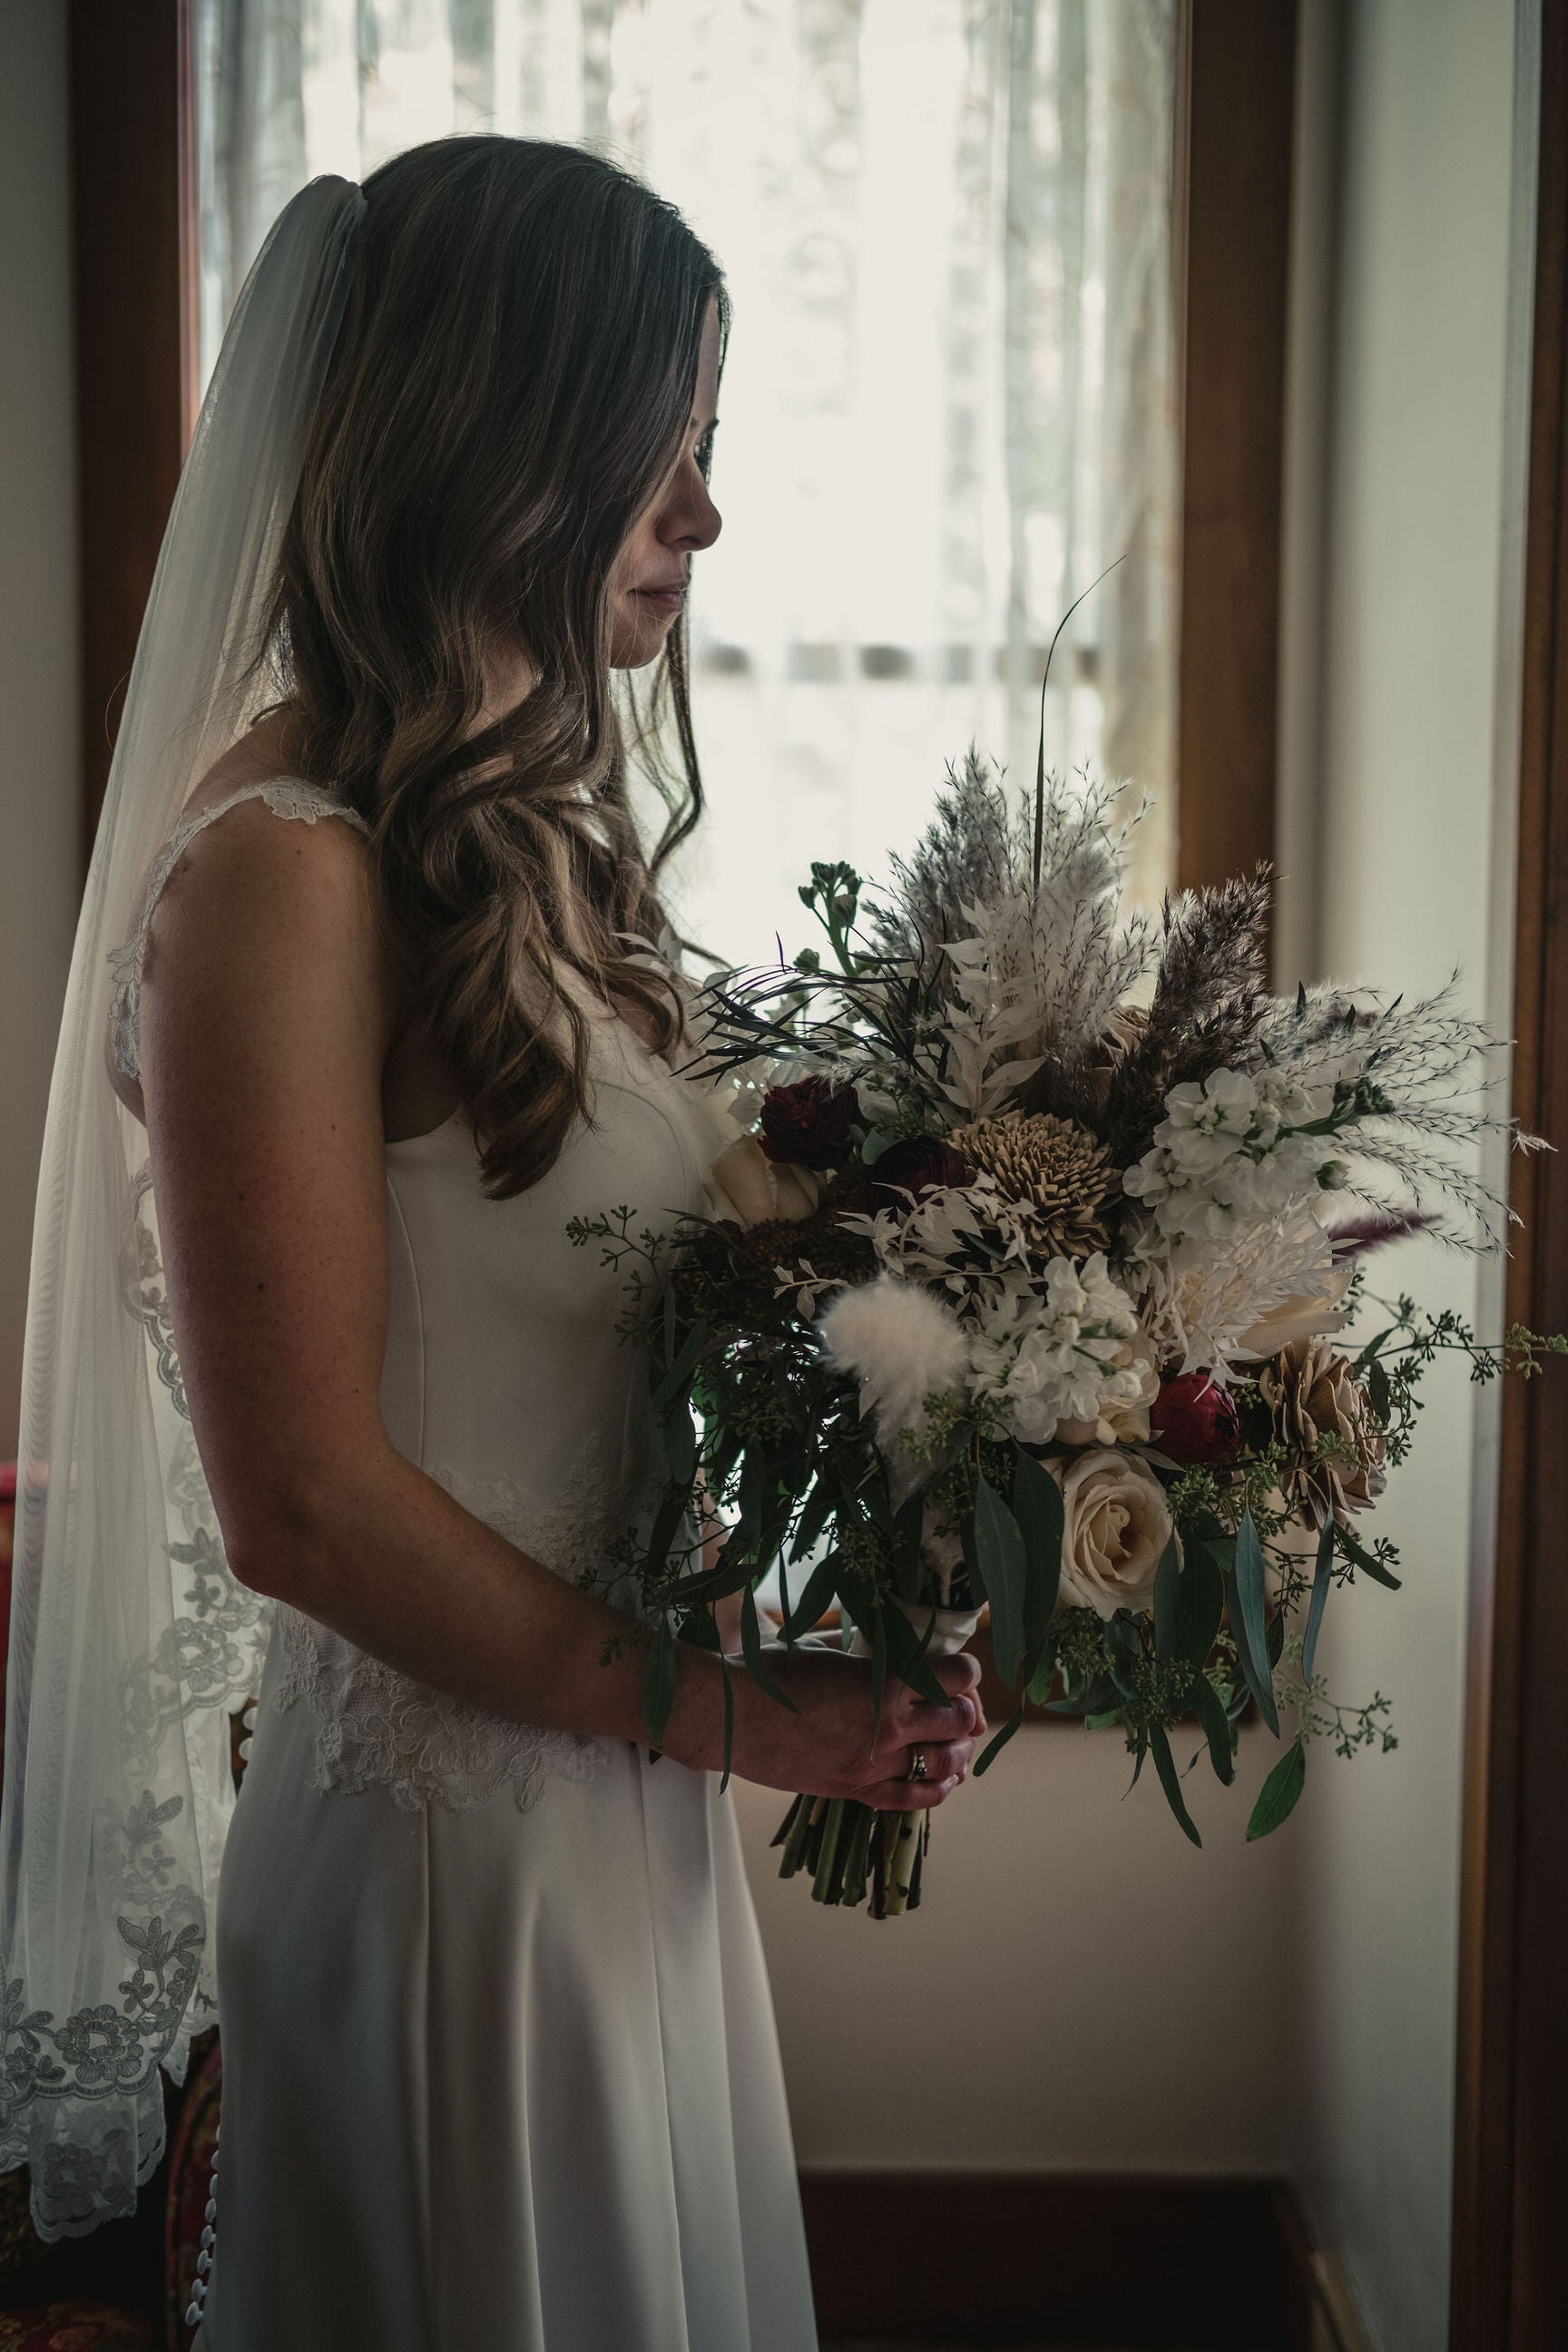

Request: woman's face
left=605, top=295, right=723, bottom=669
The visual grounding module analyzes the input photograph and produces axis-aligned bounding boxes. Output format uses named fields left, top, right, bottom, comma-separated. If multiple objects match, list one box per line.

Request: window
left=195, top=0, right=1181, bottom=963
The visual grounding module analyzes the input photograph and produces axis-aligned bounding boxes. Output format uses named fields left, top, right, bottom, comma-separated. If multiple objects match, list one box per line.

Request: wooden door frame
left=1450, top=5, right=1568, bottom=2345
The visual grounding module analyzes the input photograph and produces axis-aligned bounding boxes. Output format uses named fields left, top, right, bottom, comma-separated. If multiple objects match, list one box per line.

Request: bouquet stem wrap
left=770, top=1602, right=983, bottom=1919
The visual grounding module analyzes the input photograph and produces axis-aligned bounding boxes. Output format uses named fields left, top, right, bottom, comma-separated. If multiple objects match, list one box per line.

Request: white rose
left=1055, top=1448, right=1173, bottom=1619
left=704, top=1134, right=821, bottom=1226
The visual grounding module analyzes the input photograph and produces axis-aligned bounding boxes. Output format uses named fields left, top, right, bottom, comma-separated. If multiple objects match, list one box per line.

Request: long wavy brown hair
left=268, top=136, right=727, bottom=1195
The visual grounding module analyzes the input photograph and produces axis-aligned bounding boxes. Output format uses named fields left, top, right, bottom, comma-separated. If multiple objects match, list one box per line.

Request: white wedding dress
left=114, top=781, right=818, bottom=2352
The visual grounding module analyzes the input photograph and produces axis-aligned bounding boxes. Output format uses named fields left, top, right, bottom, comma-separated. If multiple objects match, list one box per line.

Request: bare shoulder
left=140, top=790, right=395, bottom=1101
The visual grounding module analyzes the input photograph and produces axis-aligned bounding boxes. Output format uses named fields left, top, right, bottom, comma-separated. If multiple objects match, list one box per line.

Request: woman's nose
left=662, top=459, right=721, bottom=553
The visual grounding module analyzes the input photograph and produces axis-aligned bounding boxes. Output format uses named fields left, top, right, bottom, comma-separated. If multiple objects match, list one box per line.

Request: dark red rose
left=759, top=1075, right=860, bottom=1168
left=867, top=1134, right=971, bottom=1211
left=1151, top=1371, right=1240, bottom=1465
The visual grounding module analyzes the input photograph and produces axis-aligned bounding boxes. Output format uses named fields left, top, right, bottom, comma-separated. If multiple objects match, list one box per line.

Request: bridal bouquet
left=572, top=750, right=1558, bottom=1916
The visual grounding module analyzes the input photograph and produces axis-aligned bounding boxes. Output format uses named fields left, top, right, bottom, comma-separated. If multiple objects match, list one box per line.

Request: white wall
left=736, top=1723, right=1294, bottom=2173
left=0, top=0, right=79, bottom=1459
left=1278, top=3, right=1534, bottom=2346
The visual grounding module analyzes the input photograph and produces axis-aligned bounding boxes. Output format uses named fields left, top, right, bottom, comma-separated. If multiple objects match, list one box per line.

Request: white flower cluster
left=966, top=1254, right=1145, bottom=1446
left=1122, top=1067, right=1346, bottom=1249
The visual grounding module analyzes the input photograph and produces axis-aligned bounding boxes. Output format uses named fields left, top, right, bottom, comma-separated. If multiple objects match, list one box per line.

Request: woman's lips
left=633, top=583, right=686, bottom=616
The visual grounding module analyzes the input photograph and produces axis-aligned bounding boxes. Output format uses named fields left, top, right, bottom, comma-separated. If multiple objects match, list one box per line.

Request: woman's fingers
left=861, top=1769, right=959, bottom=1812
left=858, top=1733, right=975, bottom=1806
left=894, top=1694, right=979, bottom=1748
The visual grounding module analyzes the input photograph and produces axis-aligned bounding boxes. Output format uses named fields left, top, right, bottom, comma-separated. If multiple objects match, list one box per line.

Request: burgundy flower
left=759, top=1076, right=860, bottom=1168
left=867, top=1134, right=971, bottom=1211
left=1151, top=1371, right=1240, bottom=1466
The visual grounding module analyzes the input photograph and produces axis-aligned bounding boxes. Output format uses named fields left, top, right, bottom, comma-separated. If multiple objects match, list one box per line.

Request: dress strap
left=108, top=778, right=370, bottom=1085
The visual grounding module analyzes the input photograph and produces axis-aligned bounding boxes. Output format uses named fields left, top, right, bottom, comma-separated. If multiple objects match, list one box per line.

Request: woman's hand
left=667, top=1642, right=985, bottom=1810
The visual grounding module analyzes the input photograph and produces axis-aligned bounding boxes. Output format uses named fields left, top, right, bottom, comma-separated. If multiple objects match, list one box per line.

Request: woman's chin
left=608, top=610, right=676, bottom=670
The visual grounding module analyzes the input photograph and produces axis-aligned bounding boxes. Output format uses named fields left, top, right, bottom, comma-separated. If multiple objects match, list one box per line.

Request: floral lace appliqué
left=108, top=779, right=370, bottom=1084
left=273, top=1441, right=637, bottom=1815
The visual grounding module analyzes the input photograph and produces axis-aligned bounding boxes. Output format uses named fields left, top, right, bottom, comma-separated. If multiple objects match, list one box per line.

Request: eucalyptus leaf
left=661, top=1401, right=697, bottom=1487
left=1246, top=1737, right=1307, bottom=1839
left=782, top=1550, right=841, bottom=1642
left=1012, top=1450, right=1064, bottom=1653
left=974, top=1476, right=1027, bottom=1687
left=1149, top=1720, right=1203, bottom=1847
left=740, top=1586, right=798, bottom=1712
left=1302, top=1518, right=1335, bottom=1686
left=1188, top=1671, right=1237, bottom=1787
left=1152, top=1534, right=1181, bottom=1663
left=718, top=1660, right=735, bottom=1793
left=1177, top=1539, right=1225, bottom=1668
left=789, top=1475, right=836, bottom=1564
left=642, top=1619, right=677, bottom=1749
left=881, top=1602, right=949, bottom=1706
left=973, top=1702, right=1024, bottom=1776
left=1333, top=1522, right=1403, bottom=1589
left=1230, top=1513, right=1280, bottom=1736
left=651, top=1317, right=708, bottom=1416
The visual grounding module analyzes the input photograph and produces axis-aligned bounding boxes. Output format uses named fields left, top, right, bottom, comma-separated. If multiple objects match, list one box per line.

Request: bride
left=5, top=137, right=982, bottom=2349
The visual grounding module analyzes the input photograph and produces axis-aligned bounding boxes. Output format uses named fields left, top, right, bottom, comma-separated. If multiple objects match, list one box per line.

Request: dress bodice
left=112, top=779, right=720, bottom=1814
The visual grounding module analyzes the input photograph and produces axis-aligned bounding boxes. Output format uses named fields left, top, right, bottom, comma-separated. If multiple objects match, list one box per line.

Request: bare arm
left=140, top=803, right=981, bottom=1801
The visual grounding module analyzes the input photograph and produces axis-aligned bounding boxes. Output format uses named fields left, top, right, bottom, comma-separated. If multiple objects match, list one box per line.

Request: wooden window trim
left=69, top=0, right=195, bottom=854
left=1449, top=9, right=1568, bottom=2347
left=1175, top=0, right=1298, bottom=900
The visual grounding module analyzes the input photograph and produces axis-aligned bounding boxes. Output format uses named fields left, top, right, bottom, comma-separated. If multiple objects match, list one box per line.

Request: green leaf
left=642, top=1619, right=677, bottom=1749
left=1367, top=1356, right=1393, bottom=1426
left=867, top=1603, right=889, bottom=1743
left=782, top=1550, right=840, bottom=1642
left=1302, top=1518, right=1334, bottom=1686
left=740, top=1585, right=798, bottom=1711
left=974, top=1702, right=1024, bottom=1776
left=660, top=1401, right=697, bottom=1486
left=1230, top=1513, right=1280, bottom=1736
left=1025, top=1627, right=1061, bottom=1706
left=652, top=1315, right=708, bottom=1416
left=789, top=1475, right=837, bottom=1564
left=1152, top=1534, right=1181, bottom=1662
left=1246, top=1737, right=1307, bottom=1839
left=1188, top=1671, right=1237, bottom=1787
left=973, top=1476, right=1028, bottom=1687
left=1333, top=1522, right=1402, bottom=1589
left=881, top=1602, right=949, bottom=1706
left=1149, top=1720, right=1203, bottom=1847
left=892, top=1492, right=926, bottom=1604
left=1177, top=1539, right=1225, bottom=1668
left=1012, top=1450, right=1064, bottom=1654
left=718, top=1660, right=735, bottom=1793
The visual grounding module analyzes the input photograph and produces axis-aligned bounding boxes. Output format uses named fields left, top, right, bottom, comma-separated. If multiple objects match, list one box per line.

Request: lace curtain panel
left=196, top=0, right=1181, bottom=959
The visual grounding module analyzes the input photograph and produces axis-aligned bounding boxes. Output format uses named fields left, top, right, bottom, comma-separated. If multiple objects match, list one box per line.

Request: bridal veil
left=2, top=176, right=364, bottom=2238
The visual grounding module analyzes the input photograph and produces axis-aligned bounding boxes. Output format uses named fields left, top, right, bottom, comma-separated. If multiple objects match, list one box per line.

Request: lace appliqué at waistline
left=273, top=1443, right=640, bottom=1815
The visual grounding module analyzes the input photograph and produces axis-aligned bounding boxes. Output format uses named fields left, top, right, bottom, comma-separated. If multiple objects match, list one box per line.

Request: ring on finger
left=906, top=1744, right=930, bottom=1783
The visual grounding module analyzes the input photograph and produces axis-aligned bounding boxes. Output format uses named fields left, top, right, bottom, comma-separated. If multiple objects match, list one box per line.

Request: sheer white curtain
left=196, top=0, right=1180, bottom=963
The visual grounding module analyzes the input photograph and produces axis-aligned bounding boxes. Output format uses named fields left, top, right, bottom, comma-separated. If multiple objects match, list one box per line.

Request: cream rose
left=703, top=1134, right=821, bottom=1227
left=1055, top=1447, right=1172, bottom=1619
